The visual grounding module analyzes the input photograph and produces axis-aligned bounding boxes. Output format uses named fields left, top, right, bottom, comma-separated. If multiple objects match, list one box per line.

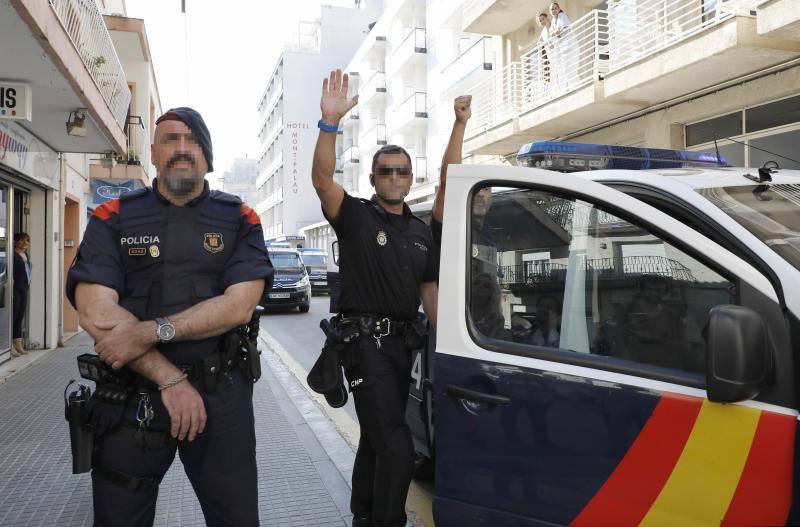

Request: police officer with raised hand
left=312, top=69, right=439, bottom=527
left=66, top=107, right=273, bottom=527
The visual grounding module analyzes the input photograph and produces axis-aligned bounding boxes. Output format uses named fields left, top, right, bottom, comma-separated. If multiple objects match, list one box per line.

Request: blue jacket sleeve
left=219, top=204, right=274, bottom=292
left=65, top=201, right=126, bottom=309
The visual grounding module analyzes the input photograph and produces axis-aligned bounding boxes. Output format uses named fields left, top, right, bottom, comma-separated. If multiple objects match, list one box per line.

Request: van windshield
left=696, top=184, right=800, bottom=271
left=302, top=254, right=326, bottom=267
left=271, top=253, right=302, bottom=270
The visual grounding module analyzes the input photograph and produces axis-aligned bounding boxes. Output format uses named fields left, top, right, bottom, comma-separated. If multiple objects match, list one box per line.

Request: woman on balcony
left=536, top=13, right=553, bottom=85
left=550, top=2, right=580, bottom=91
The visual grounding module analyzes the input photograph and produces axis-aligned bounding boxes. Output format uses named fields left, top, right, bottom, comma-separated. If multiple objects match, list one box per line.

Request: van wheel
left=299, top=304, right=310, bottom=313
left=413, top=452, right=434, bottom=482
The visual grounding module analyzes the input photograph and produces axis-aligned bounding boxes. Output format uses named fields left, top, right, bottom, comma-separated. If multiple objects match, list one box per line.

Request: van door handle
left=445, top=384, right=511, bottom=406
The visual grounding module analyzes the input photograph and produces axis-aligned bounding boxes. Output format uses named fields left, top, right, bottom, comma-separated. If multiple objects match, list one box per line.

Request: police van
left=297, top=248, right=329, bottom=295
left=410, top=142, right=800, bottom=526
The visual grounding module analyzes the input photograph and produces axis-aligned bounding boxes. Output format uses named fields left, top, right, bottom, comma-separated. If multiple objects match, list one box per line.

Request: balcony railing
left=520, top=9, right=608, bottom=111
left=441, top=36, right=494, bottom=93
left=119, top=116, right=145, bottom=165
left=361, top=71, right=387, bottom=100
left=360, top=124, right=388, bottom=151
left=50, top=0, right=131, bottom=127
left=414, top=157, right=427, bottom=184
left=498, top=256, right=697, bottom=286
left=607, top=0, right=735, bottom=73
left=343, top=145, right=360, bottom=165
left=466, top=62, right=524, bottom=138
left=393, top=92, right=428, bottom=126
left=388, top=27, right=427, bottom=73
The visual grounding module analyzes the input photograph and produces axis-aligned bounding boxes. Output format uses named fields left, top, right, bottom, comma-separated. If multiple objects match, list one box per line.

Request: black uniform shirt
left=325, top=193, right=438, bottom=320
left=66, top=179, right=273, bottom=316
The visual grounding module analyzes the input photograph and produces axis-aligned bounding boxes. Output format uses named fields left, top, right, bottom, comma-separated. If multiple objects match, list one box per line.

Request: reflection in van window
left=469, top=187, right=736, bottom=375
left=271, top=253, right=302, bottom=269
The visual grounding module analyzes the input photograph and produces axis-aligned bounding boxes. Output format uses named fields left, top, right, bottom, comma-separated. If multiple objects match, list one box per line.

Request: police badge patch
left=376, top=230, right=388, bottom=246
left=149, top=245, right=160, bottom=258
left=203, top=233, right=224, bottom=253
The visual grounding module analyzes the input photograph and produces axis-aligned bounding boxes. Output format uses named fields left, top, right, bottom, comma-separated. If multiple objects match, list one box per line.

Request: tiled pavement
left=0, top=332, right=356, bottom=526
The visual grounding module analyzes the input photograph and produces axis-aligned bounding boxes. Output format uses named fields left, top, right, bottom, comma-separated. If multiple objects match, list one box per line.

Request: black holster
left=403, top=318, right=428, bottom=351
left=64, top=382, right=94, bottom=474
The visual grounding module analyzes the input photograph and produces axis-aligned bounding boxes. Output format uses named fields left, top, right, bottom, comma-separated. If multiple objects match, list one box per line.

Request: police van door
left=434, top=165, right=798, bottom=527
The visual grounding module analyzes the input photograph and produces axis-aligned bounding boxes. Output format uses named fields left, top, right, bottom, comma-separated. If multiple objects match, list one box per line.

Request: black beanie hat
left=155, top=107, right=214, bottom=172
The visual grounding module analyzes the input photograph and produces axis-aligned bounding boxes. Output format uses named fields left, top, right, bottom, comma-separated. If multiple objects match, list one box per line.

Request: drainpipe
left=57, top=152, right=65, bottom=347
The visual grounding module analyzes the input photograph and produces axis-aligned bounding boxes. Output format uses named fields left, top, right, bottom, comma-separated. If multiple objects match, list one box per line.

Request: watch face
left=159, top=324, right=176, bottom=341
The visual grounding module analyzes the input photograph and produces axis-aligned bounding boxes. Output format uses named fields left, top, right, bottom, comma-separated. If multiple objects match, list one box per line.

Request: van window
left=469, top=186, right=735, bottom=375
left=271, top=253, right=302, bottom=270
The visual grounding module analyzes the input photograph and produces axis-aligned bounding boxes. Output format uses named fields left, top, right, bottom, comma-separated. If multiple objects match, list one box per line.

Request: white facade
left=255, top=5, right=379, bottom=241
left=222, top=158, right=259, bottom=206
left=460, top=0, right=800, bottom=171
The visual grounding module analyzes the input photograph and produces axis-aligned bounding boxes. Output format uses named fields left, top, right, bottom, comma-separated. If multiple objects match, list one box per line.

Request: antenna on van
left=712, top=132, right=723, bottom=167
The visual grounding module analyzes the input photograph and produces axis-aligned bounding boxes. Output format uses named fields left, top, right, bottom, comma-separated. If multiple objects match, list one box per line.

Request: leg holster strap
left=92, top=458, right=162, bottom=494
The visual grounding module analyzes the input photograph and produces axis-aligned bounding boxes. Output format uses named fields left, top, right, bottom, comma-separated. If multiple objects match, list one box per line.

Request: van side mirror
left=706, top=305, right=771, bottom=403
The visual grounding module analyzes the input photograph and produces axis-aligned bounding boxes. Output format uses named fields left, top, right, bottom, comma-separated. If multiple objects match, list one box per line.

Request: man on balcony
left=311, top=69, right=439, bottom=527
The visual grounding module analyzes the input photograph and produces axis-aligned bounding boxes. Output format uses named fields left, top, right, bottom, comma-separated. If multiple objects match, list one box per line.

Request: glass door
left=0, top=184, right=10, bottom=355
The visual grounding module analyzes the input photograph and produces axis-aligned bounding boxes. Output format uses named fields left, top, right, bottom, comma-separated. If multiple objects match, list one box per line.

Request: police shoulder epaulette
left=209, top=190, right=242, bottom=206
left=119, top=187, right=150, bottom=202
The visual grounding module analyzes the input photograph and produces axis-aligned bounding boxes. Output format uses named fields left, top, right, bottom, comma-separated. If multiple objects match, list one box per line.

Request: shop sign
left=90, top=177, right=144, bottom=206
left=0, top=120, right=59, bottom=190
left=0, top=82, right=32, bottom=121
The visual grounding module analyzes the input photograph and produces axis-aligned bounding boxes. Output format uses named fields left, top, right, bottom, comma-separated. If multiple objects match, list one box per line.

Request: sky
left=126, top=0, right=354, bottom=187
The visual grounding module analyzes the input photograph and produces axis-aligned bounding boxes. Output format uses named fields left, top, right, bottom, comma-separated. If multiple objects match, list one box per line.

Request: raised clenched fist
left=320, top=69, right=358, bottom=125
left=454, top=95, right=472, bottom=124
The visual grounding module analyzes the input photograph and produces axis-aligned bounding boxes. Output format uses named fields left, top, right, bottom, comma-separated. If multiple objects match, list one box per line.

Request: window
left=469, top=186, right=736, bottom=376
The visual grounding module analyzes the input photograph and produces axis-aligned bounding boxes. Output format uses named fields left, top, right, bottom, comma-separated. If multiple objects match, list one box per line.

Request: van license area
left=269, top=293, right=290, bottom=299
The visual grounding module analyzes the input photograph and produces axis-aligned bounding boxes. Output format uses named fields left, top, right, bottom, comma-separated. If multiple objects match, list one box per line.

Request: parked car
left=263, top=248, right=311, bottom=313
left=297, top=249, right=329, bottom=295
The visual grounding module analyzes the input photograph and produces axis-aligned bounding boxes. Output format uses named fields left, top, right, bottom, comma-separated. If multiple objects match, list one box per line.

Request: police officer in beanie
left=66, top=107, right=273, bottom=527
left=312, top=70, right=439, bottom=527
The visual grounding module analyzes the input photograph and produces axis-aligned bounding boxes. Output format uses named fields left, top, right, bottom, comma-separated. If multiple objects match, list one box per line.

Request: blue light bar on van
left=516, top=141, right=726, bottom=172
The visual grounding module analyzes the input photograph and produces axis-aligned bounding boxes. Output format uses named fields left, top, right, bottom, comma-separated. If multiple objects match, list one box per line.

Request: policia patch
left=203, top=233, right=224, bottom=253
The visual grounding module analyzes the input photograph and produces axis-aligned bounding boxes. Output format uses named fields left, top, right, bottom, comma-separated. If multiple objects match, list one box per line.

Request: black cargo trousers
left=349, top=334, right=414, bottom=527
left=91, top=368, right=258, bottom=527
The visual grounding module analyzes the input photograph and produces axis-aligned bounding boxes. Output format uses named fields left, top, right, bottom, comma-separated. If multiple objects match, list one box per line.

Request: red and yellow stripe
left=571, top=393, right=795, bottom=527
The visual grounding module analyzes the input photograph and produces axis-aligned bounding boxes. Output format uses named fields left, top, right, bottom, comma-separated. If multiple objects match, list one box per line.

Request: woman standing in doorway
left=11, top=232, right=31, bottom=357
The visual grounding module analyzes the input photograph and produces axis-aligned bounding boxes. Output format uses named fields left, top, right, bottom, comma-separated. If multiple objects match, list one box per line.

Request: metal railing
left=360, top=124, right=388, bottom=151
left=466, top=62, right=524, bottom=138
left=49, top=0, right=131, bottom=127
left=441, top=36, right=494, bottom=94
left=343, top=145, right=360, bottom=165
left=415, top=157, right=427, bottom=184
left=360, top=71, right=387, bottom=101
left=607, top=0, right=735, bottom=73
left=393, top=92, right=428, bottom=125
left=120, top=115, right=145, bottom=165
left=498, top=256, right=697, bottom=285
left=392, top=27, right=427, bottom=56
left=520, top=9, right=608, bottom=112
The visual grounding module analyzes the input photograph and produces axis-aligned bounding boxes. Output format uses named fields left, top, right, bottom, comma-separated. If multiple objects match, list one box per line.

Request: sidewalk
left=0, top=332, right=355, bottom=526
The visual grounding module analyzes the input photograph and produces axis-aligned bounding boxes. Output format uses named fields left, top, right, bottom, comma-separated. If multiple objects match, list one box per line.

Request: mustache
left=166, top=154, right=196, bottom=170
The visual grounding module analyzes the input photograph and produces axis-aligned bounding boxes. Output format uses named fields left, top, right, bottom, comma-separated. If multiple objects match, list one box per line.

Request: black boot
left=352, top=515, right=371, bottom=527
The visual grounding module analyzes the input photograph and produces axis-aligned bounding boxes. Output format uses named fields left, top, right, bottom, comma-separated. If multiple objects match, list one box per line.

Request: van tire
left=299, top=304, right=310, bottom=313
left=413, top=452, right=434, bottom=482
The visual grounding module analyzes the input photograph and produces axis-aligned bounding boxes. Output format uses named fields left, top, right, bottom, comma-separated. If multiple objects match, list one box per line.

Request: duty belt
left=340, top=315, right=412, bottom=349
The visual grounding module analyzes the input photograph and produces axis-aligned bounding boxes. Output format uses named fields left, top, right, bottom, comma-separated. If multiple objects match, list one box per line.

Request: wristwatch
left=155, top=317, right=176, bottom=343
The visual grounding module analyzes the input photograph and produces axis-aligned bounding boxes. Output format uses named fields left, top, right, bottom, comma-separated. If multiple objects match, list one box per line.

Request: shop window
left=745, top=95, right=800, bottom=134
left=685, top=112, right=742, bottom=147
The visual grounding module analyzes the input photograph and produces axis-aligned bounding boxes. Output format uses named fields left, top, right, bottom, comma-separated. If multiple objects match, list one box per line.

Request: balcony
left=414, top=156, right=428, bottom=184
left=387, top=28, right=427, bottom=78
left=359, top=71, right=388, bottom=109
left=2, top=0, right=130, bottom=153
left=603, top=0, right=800, bottom=105
left=441, top=37, right=494, bottom=95
left=363, top=32, right=388, bottom=64
left=465, top=10, right=615, bottom=153
left=118, top=116, right=145, bottom=165
left=343, top=145, right=360, bottom=167
left=360, top=124, right=388, bottom=155
left=341, top=108, right=360, bottom=131
left=390, top=92, right=428, bottom=134
left=757, top=0, right=800, bottom=39
left=462, top=0, right=548, bottom=35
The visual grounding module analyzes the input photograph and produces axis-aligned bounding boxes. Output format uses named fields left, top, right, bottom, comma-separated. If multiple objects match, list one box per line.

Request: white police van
left=417, top=142, right=800, bottom=526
